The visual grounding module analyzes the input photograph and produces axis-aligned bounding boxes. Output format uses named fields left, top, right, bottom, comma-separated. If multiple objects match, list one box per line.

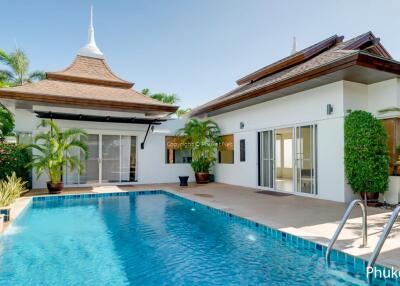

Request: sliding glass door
left=65, top=134, right=137, bottom=185
left=258, top=125, right=317, bottom=195
left=295, top=125, right=317, bottom=194
left=82, top=134, right=100, bottom=184
left=259, top=130, right=275, bottom=189
left=101, top=135, right=120, bottom=183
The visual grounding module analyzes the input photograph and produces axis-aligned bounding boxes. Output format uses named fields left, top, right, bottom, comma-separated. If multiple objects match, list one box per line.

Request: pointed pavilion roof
left=0, top=8, right=177, bottom=116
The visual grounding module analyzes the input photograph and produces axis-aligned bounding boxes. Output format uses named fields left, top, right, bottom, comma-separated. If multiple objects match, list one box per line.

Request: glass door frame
left=64, top=131, right=139, bottom=186
left=258, top=123, right=317, bottom=196
left=258, top=129, right=275, bottom=190
left=294, top=124, right=317, bottom=195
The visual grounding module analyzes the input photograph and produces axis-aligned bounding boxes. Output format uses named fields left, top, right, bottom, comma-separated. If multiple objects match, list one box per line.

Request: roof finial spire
left=291, top=36, right=297, bottom=54
left=77, top=5, right=104, bottom=59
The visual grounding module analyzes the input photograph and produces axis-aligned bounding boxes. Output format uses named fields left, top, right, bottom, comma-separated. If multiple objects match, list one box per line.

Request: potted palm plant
left=27, top=120, right=88, bottom=194
left=177, top=119, right=221, bottom=184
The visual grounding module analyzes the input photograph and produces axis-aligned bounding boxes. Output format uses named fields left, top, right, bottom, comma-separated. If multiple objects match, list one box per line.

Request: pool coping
left=3, top=189, right=400, bottom=285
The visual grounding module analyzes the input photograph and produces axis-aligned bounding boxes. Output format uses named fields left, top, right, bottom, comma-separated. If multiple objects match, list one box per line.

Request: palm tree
left=0, top=103, right=15, bottom=140
left=141, top=88, right=179, bottom=104
left=142, top=88, right=193, bottom=117
left=177, top=119, right=221, bottom=178
left=176, top=108, right=191, bottom=118
left=0, top=48, right=45, bottom=86
left=26, top=120, right=88, bottom=193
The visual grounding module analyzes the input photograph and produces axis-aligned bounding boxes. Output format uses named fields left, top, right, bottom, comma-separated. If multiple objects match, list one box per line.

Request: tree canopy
left=0, top=48, right=45, bottom=86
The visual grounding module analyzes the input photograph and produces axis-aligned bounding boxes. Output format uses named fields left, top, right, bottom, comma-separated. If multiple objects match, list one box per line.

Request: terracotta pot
left=47, top=181, right=64, bottom=194
left=360, top=191, right=380, bottom=206
left=195, top=172, right=209, bottom=184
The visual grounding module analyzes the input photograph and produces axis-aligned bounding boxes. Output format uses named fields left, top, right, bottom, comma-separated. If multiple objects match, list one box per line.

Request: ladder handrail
left=367, top=205, right=400, bottom=269
left=326, top=199, right=367, bottom=261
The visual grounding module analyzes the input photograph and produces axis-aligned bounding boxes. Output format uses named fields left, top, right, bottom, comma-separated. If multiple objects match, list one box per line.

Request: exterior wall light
left=327, top=104, right=334, bottom=115
left=240, top=122, right=245, bottom=129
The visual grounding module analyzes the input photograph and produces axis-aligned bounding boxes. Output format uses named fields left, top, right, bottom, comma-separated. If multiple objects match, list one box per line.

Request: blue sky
left=2, top=0, right=400, bottom=109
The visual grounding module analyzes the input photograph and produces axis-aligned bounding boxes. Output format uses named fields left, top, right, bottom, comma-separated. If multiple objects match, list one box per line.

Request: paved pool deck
left=8, top=182, right=400, bottom=270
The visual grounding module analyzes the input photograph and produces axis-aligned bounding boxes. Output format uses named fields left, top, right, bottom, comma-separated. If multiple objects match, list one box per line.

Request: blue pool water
left=0, top=192, right=387, bottom=285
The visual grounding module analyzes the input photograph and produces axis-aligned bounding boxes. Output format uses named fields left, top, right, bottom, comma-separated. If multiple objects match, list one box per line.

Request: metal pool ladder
left=326, top=199, right=367, bottom=261
left=367, top=205, right=400, bottom=268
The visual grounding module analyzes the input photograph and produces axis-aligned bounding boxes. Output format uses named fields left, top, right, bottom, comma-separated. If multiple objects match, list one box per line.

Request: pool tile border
left=30, top=189, right=399, bottom=285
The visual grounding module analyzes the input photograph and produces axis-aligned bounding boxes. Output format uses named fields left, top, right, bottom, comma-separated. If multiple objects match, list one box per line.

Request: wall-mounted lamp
left=240, top=122, right=245, bottom=129
left=327, top=104, right=334, bottom=115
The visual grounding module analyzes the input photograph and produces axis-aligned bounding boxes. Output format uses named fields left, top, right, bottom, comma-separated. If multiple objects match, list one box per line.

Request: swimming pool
left=0, top=191, right=394, bottom=285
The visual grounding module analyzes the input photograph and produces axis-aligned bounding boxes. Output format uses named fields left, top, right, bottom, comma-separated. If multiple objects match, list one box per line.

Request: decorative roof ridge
left=46, top=55, right=134, bottom=88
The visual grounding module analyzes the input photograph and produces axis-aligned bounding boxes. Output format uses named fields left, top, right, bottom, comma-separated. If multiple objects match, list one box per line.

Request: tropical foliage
left=177, top=118, right=221, bottom=173
left=142, top=88, right=191, bottom=117
left=0, top=142, right=31, bottom=183
left=26, top=120, right=88, bottom=184
left=344, top=110, right=389, bottom=194
left=0, top=48, right=45, bottom=86
left=0, top=104, right=15, bottom=140
left=142, top=88, right=179, bottom=104
left=0, top=172, right=27, bottom=207
left=176, top=108, right=191, bottom=118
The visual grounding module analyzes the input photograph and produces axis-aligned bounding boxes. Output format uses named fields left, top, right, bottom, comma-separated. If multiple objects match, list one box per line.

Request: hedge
left=344, top=110, right=389, bottom=194
left=0, top=142, right=31, bottom=186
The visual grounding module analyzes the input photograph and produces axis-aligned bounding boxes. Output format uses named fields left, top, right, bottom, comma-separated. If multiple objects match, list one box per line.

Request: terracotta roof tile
left=47, top=56, right=133, bottom=88
left=0, top=79, right=171, bottom=107
left=0, top=55, right=177, bottom=114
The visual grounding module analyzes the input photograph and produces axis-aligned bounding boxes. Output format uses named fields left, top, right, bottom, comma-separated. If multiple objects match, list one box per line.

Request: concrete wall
left=210, top=81, right=348, bottom=202
left=11, top=108, right=193, bottom=189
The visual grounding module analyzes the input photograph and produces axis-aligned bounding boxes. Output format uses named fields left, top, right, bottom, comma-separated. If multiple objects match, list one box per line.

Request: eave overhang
left=191, top=52, right=400, bottom=117
left=35, top=111, right=166, bottom=125
left=0, top=89, right=178, bottom=114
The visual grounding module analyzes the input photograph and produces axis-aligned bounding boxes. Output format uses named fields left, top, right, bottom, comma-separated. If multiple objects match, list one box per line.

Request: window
left=382, top=118, right=400, bottom=175
left=240, top=139, right=246, bottom=162
left=218, top=134, right=234, bottom=164
left=165, top=136, right=192, bottom=164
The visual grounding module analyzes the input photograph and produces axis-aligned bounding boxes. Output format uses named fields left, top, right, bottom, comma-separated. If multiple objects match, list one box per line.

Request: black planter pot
left=47, top=182, right=64, bottom=194
left=179, top=176, right=189, bottom=187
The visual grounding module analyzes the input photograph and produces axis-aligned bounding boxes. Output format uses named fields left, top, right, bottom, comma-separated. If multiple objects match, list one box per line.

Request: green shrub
left=0, top=172, right=27, bottom=207
left=0, top=142, right=31, bottom=185
left=344, top=110, right=389, bottom=194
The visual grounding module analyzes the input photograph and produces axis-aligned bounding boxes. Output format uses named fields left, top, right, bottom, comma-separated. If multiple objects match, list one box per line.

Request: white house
left=0, top=11, right=194, bottom=188
left=1, top=11, right=400, bottom=204
left=191, top=32, right=400, bottom=203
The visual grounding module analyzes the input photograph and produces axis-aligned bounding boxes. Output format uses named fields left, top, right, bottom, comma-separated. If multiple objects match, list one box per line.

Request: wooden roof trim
left=46, top=73, right=134, bottom=88
left=342, top=31, right=392, bottom=59
left=356, top=52, right=400, bottom=74
left=236, top=34, right=344, bottom=86
left=0, top=90, right=178, bottom=113
left=193, top=52, right=400, bottom=117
